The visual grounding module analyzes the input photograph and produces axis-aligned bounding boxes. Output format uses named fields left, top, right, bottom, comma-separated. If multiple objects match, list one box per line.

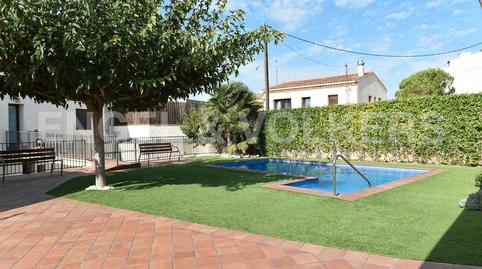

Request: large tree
left=395, top=68, right=455, bottom=100
left=0, top=0, right=282, bottom=188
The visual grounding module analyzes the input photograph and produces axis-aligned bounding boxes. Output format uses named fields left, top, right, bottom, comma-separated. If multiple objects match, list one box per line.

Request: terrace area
left=0, top=158, right=480, bottom=269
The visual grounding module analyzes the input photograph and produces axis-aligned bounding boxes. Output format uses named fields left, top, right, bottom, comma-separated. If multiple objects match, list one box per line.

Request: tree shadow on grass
left=49, top=162, right=291, bottom=196
left=424, top=208, right=482, bottom=267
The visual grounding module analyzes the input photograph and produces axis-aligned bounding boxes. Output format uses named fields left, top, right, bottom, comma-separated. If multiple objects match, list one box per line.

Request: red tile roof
left=270, top=72, right=373, bottom=90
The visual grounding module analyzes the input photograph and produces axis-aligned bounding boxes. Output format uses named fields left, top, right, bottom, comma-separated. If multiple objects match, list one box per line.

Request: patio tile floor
left=0, top=166, right=480, bottom=269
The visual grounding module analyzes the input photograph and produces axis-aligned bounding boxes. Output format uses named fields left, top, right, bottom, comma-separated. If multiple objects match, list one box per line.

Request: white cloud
left=226, top=0, right=263, bottom=11
left=452, top=9, right=463, bottom=15
left=386, top=10, right=412, bottom=20
left=265, top=0, right=325, bottom=32
left=454, top=28, right=477, bottom=37
left=333, top=0, right=375, bottom=9
left=227, top=0, right=326, bottom=32
left=425, top=0, right=442, bottom=8
left=371, top=36, right=393, bottom=54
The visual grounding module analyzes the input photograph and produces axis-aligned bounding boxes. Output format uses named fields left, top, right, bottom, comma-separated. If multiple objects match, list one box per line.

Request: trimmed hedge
left=260, top=93, right=482, bottom=166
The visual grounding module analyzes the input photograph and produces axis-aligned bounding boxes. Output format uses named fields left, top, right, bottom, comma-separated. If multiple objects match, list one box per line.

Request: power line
left=282, top=42, right=340, bottom=68
left=284, top=33, right=482, bottom=58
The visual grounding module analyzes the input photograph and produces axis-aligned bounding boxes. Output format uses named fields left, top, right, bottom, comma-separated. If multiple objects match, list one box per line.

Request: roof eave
left=270, top=80, right=358, bottom=92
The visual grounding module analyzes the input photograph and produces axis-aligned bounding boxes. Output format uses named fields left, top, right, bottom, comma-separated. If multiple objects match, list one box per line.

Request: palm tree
left=206, top=82, right=261, bottom=154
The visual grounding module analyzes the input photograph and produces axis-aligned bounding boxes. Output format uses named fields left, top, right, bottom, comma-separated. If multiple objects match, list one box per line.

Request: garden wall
left=260, top=93, right=482, bottom=166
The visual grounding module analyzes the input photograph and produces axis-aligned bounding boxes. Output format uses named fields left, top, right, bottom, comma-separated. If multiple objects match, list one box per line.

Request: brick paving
left=0, top=166, right=480, bottom=269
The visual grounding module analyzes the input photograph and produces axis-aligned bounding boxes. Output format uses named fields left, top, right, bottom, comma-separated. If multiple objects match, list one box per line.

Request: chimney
left=357, top=60, right=365, bottom=77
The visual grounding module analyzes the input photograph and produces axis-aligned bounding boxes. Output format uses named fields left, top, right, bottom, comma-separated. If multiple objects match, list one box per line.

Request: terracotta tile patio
left=0, top=167, right=480, bottom=269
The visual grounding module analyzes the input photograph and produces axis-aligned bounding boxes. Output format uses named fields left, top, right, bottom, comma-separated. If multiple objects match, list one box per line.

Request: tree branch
left=118, top=92, right=150, bottom=101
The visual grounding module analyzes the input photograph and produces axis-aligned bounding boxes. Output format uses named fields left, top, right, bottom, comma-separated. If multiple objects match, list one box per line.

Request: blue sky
left=196, top=0, right=482, bottom=100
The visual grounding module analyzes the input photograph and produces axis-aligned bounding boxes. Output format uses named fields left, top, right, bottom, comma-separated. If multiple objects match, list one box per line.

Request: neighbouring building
left=445, top=50, right=482, bottom=94
left=0, top=96, right=99, bottom=143
left=265, top=61, right=387, bottom=110
left=0, top=96, right=204, bottom=144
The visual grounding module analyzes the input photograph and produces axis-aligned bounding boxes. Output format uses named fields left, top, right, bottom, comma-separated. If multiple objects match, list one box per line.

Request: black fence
left=1, top=131, right=216, bottom=176
left=0, top=140, right=87, bottom=176
left=3, top=131, right=121, bottom=161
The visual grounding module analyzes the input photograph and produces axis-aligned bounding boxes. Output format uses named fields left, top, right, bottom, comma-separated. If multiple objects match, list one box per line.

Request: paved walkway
left=0, top=167, right=480, bottom=269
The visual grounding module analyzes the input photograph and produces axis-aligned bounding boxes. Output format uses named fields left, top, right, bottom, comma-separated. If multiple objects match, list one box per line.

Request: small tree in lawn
left=0, top=0, right=282, bottom=188
left=395, top=68, right=455, bottom=100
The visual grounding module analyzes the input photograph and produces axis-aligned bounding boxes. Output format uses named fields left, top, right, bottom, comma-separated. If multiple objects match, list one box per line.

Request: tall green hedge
left=260, top=93, right=482, bottom=166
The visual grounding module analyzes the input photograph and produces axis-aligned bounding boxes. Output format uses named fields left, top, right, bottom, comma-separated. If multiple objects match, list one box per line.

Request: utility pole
left=264, top=40, right=270, bottom=111
left=345, top=64, right=349, bottom=104
left=275, top=59, right=279, bottom=85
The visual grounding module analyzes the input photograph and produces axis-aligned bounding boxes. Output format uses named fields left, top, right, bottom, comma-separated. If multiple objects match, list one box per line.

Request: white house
left=445, top=51, right=482, bottom=94
left=267, top=61, right=387, bottom=110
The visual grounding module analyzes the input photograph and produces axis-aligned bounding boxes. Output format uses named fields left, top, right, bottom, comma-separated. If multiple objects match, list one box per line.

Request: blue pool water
left=216, top=159, right=428, bottom=194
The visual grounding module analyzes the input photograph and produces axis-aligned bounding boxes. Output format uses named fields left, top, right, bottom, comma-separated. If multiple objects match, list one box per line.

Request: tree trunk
left=87, top=101, right=106, bottom=188
left=225, top=129, right=231, bottom=153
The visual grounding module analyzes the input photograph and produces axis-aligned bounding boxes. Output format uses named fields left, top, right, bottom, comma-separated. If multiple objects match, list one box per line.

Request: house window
left=379, top=97, right=382, bottom=102
left=76, top=109, right=92, bottom=130
left=368, top=96, right=372, bottom=102
left=274, top=99, right=291, bottom=110
left=328, top=95, right=338, bottom=106
left=302, top=97, right=311, bottom=108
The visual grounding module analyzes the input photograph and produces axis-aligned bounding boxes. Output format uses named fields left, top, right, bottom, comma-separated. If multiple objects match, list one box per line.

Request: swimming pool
left=215, top=159, right=429, bottom=195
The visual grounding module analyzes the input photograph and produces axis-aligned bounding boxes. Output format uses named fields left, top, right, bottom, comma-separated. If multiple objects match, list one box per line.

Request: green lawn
left=48, top=158, right=482, bottom=266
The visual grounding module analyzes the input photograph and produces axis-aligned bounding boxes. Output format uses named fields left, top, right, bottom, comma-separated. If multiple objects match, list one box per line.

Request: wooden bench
left=1, top=148, right=63, bottom=184
left=138, top=143, right=180, bottom=166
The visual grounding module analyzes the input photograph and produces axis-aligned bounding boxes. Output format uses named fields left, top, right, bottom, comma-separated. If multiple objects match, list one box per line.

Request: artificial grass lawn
left=49, top=158, right=482, bottom=266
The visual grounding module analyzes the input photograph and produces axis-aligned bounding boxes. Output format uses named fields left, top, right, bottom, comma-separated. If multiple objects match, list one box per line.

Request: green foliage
left=205, top=82, right=261, bottom=154
left=476, top=172, right=482, bottom=188
left=181, top=82, right=261, bottom=154
left=396, top=68, right=455, bottom=100
left=261, top=93, right=482, bottom=166
left=0, top=0, right=282, bottom=111
left=0, top=0, right=282, bottom=184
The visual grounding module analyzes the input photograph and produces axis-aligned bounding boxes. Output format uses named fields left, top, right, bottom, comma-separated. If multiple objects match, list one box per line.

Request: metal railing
left=110, top=136, right=216, bottom=165
left=332, top=154, right=372, bottom=197
left=2, top=131, right=216, bottom=169
left=0, top=139, right=87, bottom=176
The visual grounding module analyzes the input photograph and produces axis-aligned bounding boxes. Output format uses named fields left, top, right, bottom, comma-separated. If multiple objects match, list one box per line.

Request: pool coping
left=206, top=160, right=447, bottom=201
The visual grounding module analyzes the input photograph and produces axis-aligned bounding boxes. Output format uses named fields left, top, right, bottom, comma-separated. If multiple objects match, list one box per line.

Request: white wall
left=357, top=74, right=388, bottom=103
left=445, top=51, right=482, bottom=94
left=112, top=125, right=185, bottom=139
left=269, top=84, right=359, bottom=109
left=0, top=96, right=93, bottom=137
left=0, top=95, right=192, bottom=143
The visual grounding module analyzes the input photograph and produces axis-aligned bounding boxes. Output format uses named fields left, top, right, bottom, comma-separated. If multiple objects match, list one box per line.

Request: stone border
left=206, top=160, right=447, bottom=201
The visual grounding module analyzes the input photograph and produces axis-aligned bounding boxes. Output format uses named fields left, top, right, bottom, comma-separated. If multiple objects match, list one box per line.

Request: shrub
left=476, top=172, right=482, bottom=188
left=260, top=93, right=482, bottom=166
